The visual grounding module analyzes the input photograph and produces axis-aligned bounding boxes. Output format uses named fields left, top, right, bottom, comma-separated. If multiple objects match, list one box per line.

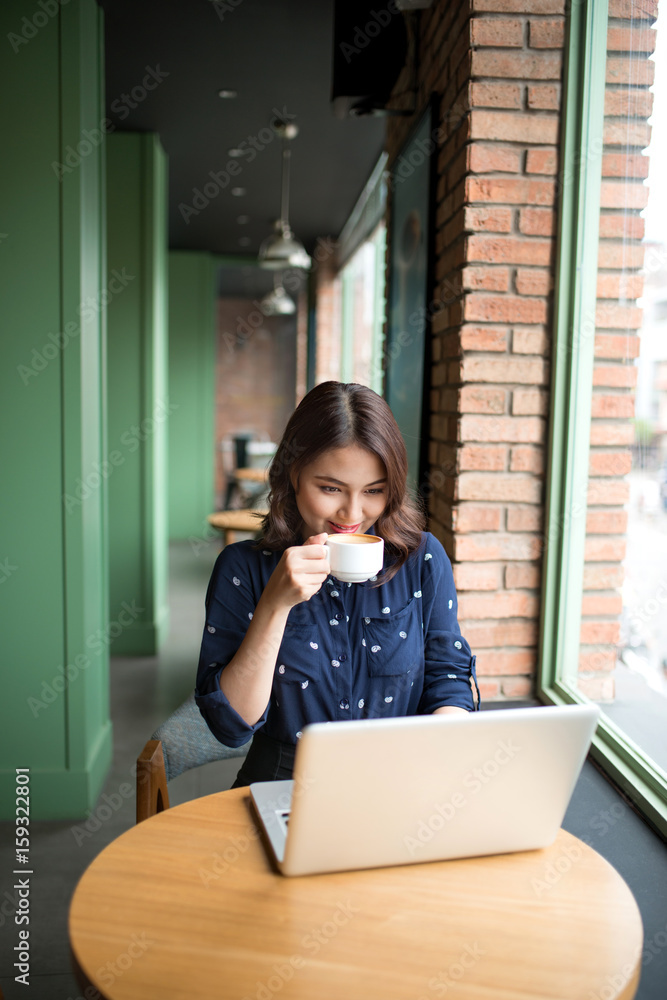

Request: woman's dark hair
left=260, top=381, right=425, bottom=581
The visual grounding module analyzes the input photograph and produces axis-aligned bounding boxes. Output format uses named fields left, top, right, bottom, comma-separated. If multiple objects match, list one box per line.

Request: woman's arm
left=433, top=705, right=469, bottom=716
left=217, top=533, right=329, bottom=725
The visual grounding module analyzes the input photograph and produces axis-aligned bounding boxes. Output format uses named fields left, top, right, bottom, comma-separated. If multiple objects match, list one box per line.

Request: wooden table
left=69, top=788, right=643, bottom=1000
left=207, top=509, right=265, bottom=545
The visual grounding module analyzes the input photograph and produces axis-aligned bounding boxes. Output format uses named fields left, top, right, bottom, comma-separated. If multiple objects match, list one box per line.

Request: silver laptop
left=249, top=703, right=599, bottom=877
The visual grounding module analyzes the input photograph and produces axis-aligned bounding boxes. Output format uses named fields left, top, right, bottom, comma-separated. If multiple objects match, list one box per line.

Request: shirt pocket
left=274, top=621, right=321, bottom=689
left=361, top=598, right=423, bottom=678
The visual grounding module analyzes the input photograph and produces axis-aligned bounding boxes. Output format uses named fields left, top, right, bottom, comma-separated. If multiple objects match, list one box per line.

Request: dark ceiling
left=99, top=0, right=387, bottom=267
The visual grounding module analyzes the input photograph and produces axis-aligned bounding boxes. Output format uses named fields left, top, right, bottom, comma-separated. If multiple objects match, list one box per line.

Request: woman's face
left=294, top=444, right=388, bottom=540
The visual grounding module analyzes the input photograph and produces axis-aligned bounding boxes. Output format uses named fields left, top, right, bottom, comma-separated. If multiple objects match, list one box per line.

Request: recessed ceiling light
left=218, top=89, right=238, bottom=99
left=238, top=237, right=251, bottom=247
left=228, top=148, right=244, bottom=158
left=237, top=215, right=250, bottom=224
left=231, top=187, right=246, bottom=197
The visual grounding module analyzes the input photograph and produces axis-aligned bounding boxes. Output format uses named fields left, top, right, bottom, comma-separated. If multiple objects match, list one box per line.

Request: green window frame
left=539, top=0, right=667, bottom=836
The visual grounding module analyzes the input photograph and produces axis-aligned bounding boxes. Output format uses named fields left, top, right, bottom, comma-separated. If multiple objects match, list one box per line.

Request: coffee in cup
left=324, top=533, right=384, bottom=583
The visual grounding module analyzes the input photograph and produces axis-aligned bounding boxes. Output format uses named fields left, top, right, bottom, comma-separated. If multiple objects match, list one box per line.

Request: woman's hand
left=262, top=533, right=330, bottom=612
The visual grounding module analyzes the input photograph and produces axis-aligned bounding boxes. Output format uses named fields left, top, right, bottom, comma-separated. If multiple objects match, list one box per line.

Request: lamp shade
left=258, top=221, right=311, bottom=271
left=258, top=283, right=296, bottom=316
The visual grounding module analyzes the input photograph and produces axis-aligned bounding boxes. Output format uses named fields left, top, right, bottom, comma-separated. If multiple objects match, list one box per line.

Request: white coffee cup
left=324, top=533, right=384, bottom=583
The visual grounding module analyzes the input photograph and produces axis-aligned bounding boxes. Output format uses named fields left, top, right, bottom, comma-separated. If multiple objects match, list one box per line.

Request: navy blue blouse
left=195, top=531, right=479, bottom=748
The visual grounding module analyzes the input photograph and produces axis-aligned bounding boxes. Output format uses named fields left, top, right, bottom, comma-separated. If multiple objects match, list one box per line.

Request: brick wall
left=381, top=0, right=656, bottom=701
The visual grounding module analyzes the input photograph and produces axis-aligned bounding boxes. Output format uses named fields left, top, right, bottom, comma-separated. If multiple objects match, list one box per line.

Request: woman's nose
left=338, top=495, right=363, bottom=523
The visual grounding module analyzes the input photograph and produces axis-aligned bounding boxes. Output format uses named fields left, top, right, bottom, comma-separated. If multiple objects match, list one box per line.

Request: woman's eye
left=321, top=486, right=339, bottom=493
left=366, top=488, right=385, bottom=495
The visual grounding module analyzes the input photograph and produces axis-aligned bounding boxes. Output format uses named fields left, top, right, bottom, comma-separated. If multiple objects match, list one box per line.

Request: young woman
left=195, top=381, right=479, bottom=786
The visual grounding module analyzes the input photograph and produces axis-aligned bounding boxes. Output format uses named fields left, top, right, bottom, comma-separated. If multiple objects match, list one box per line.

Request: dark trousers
left=231, top=729, right=296, bottom=787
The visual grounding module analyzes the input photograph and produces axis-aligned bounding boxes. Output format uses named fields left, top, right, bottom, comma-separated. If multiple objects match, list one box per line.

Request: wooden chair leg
left=136, top=739, right=170, bottom=823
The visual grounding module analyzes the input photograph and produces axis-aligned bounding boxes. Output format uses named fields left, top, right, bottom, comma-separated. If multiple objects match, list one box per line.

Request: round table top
left=234, top=467, right=269, bottom=483
left=69, top=787, right=643, bottom=1000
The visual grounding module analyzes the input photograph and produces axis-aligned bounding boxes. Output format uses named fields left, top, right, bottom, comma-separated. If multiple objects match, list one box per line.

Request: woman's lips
left=328, top=521, right=361, bottom=533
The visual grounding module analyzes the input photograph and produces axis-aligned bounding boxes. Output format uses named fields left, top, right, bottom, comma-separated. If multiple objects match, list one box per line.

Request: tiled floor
left=1, top=539, right=666, bottom=1000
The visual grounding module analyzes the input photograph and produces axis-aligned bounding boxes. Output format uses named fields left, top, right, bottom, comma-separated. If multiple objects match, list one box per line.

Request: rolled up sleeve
left=417, top=535, right=480, bottom=714
left=195, top=546, right=268, bottom=747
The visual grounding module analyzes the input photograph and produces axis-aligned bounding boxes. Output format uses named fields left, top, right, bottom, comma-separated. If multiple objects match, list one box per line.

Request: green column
left=168, top=252, right=217, bottom=540
left=0, top=0, right=111, bottom=819
left=106, top=133, right=169, bottom=655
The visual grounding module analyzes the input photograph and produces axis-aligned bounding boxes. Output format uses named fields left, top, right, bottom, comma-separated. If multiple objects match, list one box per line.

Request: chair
left=136, top=692, right=251, bottom=823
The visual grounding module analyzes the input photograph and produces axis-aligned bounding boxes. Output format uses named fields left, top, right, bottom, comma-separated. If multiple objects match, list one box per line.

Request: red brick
left=583, top=564, right=624, bottom=590
left=578, top=647, right=617, bottom=672
left=478, top=678, right=501, bottom=699
left=462, top=267, right=510, bottom=292
left=473, top=0, right=565, bottom=11
left=471, top=49, right=562, bottom=80
left=467, top=175, right=556, bottom=205
left=525, top=148, right=558, bottom=175
left=592, top=365, right=638, bottom=388
left=460, top=415, right=545, bottom=443
left=510, top=445, right=545, bottom=473
left=513, top=326, right=549, bottom=354
left=581, top=593, right=624, bottom=617
left=599, top=181, right=649, bottom=211
left=607, top=26, right=657, bottom=53
left=460, top=386, right=507, bottom=413
left=601, top=153, right=650, bottom=180
left=515, top=268, right=551, bottom=297
left=606, top=58, right=654, bottom=87
left=459, top=592, right=539, bottom=619
left=505, top=561, right=541, bottom=587
left=589, top=451, right=633, bottom=477
left=585, top=536, right=627, bottom=561
left=468, top=144, right=522, bottom=173
left=453, top=561, right=504, bottom=590
left=501, top=677, right=535, bottom=698
left=518, top=207, right=555, bottom=236
left=577, top=676, right=615, bottom=702
left=475, top=649, right=537, bottom=677
left=580, top=621, right=621, bottom=645
left=460, top=356, right=549, bottom=384
left=459, top=444, right=507, bottom=471
left=469, top=112, right=559, bottom=146
left=464, top=294, right=547, bottom=324
left=452, top=504, right=503, bottom=533
left=463, top=205, right=513, bottom=232
left=603, top=120, right=652, bottom=148
left=470, top=81, right=523, bottom=109
left=455, top=476, right=543, bottom=504
left=463, top=619, right=539, bottom=648
left=595, top=303, right=642, bottom=331
left=589, top=423, right=634, bottom=447
left=605, top=89, right=654, bottom=119
left=468, top=235, right=553, bottom=265
left=506, top=506, right=543, bottom=533
left=599, top=215, right=644, bottom=240
left=527, top=84, right=560, bottom=110
left=471, top=17, right=524, bottom=47
left=460, top=324, right=509, bottom=351
left=586, top=479, right=631, bottom=505
left=529, top=18, right=564, bottom=48
left=606, top=0, right=659, bottom=17
left=596, top=275, right=644, bottom=301
left=512, top=388, right=547, bottom=416
left=590, top=394, right=635, bottom=419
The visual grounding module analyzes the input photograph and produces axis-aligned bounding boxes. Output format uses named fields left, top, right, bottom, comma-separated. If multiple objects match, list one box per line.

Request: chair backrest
left=136, top=692, right=251, bottom=823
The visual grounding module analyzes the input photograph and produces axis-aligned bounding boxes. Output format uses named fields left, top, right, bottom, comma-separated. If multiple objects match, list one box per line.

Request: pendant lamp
left=259, top=273, right=296, bottom=316
left=258, top=123, right=311, bottom=270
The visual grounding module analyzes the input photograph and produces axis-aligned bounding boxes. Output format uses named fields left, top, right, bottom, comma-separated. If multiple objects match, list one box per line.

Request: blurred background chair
left=136, top=692, right=252, bottom=822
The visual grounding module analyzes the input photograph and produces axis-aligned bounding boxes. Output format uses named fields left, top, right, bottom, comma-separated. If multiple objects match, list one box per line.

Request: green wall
left=0, top=0, right=111, bottom=819
left=106, top=133, right=170, bottom=655
left=168, top=252, right=217, bottom=539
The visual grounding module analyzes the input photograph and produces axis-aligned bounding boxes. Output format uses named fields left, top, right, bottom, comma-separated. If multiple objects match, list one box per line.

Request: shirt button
left=339, top=699, right=350, bottom=710
left=339, top=653, right=348, bottom=662
left=335, top=613, right=343, bottom=620
left=454, top=640, right=462, bottom=649
left=207, top=625, right=216, bottom=633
